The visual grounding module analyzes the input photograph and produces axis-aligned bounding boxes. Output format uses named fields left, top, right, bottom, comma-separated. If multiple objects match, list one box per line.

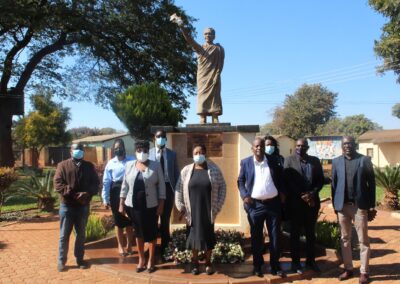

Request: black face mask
left=114, top=148, right=125, bottom=157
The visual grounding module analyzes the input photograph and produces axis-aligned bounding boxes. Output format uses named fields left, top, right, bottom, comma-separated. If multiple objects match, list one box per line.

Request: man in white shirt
left=149, top=129, right=180, bottom=259
left=238, top=137, right=286, bottom=278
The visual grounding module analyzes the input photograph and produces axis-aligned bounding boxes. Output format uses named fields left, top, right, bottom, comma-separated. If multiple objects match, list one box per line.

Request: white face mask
left=136, top=152, right=149, bottom=163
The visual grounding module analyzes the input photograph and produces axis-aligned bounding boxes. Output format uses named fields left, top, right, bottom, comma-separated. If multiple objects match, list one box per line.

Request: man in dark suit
left=331, top=136, right=376, bottom=284
left=238, top=137, right=286, bottom=278
left=283, top=138, right=324, bottom=274
left=149, top=129, right=180, bottom=258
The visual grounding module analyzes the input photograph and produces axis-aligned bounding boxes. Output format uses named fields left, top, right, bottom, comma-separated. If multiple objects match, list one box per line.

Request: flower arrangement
left=164, top=227, right=245, bottom=264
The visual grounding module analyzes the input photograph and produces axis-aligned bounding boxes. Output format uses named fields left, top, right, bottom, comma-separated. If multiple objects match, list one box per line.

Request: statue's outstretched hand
left=170, top=13, right=183, bottom=26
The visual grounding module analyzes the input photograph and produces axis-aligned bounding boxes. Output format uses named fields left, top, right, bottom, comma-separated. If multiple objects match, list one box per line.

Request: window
left=366, top=148, right=373, bottom=158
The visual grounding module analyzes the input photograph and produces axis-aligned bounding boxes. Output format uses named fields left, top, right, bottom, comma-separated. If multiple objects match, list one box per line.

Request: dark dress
left=126, top=172, right=158, bottom=242
left=186, top=169, right=216, bottom=251
left=110, top=181, right=131, bottom=228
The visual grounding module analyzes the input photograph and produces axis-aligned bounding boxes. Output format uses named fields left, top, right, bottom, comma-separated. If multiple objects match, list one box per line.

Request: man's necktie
left=160, top=150, right=165, bottom=173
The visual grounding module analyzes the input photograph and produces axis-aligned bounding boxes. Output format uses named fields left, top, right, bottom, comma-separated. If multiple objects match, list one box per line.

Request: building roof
left=359, top=129, right=400, bottom=144
left=72, top=133, right=130, bottom=144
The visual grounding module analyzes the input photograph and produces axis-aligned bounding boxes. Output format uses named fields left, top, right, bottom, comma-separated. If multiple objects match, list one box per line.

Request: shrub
left=11, top=170, right=56, bottom=211
left=0, top=167, right=19, bottom=216
left=315, top=219, right=341, bottom=250
left=85, top=214, right=107, bottom=242
left=164, top=227, right=245, bottom=264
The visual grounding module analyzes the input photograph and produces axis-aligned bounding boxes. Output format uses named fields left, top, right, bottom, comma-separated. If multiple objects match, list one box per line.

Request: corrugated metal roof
left=359, top=129, right=400, bottom=143
left=72, top=133, right=129, bottom=143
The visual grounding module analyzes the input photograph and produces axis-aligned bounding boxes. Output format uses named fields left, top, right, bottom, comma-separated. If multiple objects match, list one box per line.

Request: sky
left=57, top=0, right=399, bottom=131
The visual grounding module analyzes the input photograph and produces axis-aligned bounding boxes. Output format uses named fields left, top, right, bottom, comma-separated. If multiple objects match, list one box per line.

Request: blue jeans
left=58, top=203, right=89, bottom=264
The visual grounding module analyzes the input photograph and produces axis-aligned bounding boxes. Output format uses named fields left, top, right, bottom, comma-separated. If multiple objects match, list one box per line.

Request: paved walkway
left=0, top=202, right=399, bottom=283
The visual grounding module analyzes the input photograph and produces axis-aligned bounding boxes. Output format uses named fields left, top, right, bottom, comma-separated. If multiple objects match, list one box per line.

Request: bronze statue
left=171, top=14, right=225, bottom=124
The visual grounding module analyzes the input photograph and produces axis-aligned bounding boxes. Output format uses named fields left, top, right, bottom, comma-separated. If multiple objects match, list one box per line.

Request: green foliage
left=11, top=169, right=56, bottom=211
left=0, top=0, right=197, bottom=167
left=0, top=167, right=18, bottom=215
left=315, top=219, right=341, bottom=250
left=392, top=103, right=400, bottom=118
left=369, top=0, right=400, bottom=84
left=374, top=165, right=400, bottom=210
left=113, top=83, right=182, bottom=139
left=268, top=84, right=337, bottom=138
left=14, top=90, right=71, bottom=167
left=68, top=127, right=119, bottom=140
left=164, top=227, right=245, bottom=264
left=0, top=0, right=196, bottom=106
left=85, top=214, right=107, bottom=243
left=315, top=114, right=382, bottom=139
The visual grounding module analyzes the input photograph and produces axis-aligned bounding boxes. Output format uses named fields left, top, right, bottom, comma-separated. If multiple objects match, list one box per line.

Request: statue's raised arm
left=170, top=14, right=225, bottom=124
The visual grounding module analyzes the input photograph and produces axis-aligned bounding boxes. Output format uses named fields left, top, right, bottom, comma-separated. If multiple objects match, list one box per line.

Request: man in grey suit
left=149, top=129, right=180, bottom=258
left=332, top=136, right=376, bottom=284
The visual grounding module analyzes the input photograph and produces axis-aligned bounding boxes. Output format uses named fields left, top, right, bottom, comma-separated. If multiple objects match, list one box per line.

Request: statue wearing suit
left=283, top=138, right=324, bottom=273
left=149, top=130, right=180, bottom=257
left=331, top=136, right=376, bottom=284
left=237, top=137, right=285, bottom=278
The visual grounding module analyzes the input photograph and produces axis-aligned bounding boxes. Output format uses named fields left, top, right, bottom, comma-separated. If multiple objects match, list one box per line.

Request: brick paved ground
left=0, top=201, right=399, bottom=283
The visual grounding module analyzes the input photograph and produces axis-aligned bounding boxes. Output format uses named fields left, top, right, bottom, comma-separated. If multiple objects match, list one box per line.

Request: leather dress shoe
left=136, top=266, right=146, bottom=273
left=253, top=267, right=263, bottom=278
left=338, top=269, right=354, bottom=281
left=271, top=269, right=286, bottom=278
left=76, top=260, right=89, bottom=269
left=359, top=273, right=369, bottom=284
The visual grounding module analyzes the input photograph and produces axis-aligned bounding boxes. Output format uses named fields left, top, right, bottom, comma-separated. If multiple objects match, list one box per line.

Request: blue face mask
left=156, top=137, right=166, bottom=147
left=72, top=149, right=84, bottom=160
left=265, top=145, right=275, bottom=155
left=193, top=154, right=206, bottom=164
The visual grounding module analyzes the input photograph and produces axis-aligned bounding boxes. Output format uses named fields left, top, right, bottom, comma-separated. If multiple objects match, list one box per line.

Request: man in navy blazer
left=238, top=137, right=285, bottom=278
left=331, top=136, right=376, bottom=284
left=149, top=129, right=180, bottom=258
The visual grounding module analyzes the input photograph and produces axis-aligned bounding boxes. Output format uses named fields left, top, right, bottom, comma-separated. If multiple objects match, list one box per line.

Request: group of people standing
left=54, top=133, right=376, bottom=284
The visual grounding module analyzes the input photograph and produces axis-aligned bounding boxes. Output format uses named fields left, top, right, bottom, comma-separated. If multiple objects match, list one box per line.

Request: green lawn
left=319, top=185, right=385, bottom=204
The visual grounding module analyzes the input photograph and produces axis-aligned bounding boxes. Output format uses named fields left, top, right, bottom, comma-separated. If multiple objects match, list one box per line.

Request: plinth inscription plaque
left=187, top=133, right=223, bottom=157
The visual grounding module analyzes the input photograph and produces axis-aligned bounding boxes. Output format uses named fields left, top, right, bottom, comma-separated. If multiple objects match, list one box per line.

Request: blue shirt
left=102, top=155, right=135, bottom=204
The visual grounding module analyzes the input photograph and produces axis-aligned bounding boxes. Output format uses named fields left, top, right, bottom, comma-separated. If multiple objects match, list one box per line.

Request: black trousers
left=159, top=183, right=174, bottom=252
left=289, top=201, right=319, bottom=264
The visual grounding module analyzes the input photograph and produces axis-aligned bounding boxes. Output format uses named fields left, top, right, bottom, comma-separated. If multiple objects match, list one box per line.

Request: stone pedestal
left=151, top=123, right=259, bottom=234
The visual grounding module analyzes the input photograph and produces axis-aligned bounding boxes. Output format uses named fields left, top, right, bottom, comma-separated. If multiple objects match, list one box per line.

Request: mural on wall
left=307, top=136, right=342, bottom=160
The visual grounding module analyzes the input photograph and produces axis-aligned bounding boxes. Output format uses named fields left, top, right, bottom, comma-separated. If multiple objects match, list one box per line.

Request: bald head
left=342, top=136, right=356, bottom=158
left=295, top=138, right=309, bottom=157
left=252, top=137, right=265, bottom=161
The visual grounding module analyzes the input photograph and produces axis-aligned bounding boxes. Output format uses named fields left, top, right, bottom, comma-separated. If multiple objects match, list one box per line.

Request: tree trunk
left=0, top=103, right=14, bottom=167
left=382, top=190, right=399, bottom=210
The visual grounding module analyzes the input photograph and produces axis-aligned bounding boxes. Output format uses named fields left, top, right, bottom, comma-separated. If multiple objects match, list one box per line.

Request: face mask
left=156, top=137, right=166, bottom=147
left=114, top=148, right=124, bottom=157
left=72, top=149, right=84, bottom=160
left=193, top=154, right=206, bottom=164
left=265, top=145, right=275, bottom=155
left=136, top=152, right=149, bottom=163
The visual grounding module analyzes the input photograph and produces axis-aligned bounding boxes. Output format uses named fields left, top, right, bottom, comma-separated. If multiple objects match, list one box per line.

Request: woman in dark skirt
left=175, top=144, right=226, bottom=275
left=119, top=141, right=165, bottom=273
left=101, top=139, right=134, bottom=256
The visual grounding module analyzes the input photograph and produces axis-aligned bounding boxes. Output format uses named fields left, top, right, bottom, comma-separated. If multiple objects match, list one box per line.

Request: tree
left=374, top=165, right=400, bottom=210
left=268, top=84, right=337, bottom=138
left=113, top=82, right=181, bottom=139
left=68, top=127, right=119, bottom=140
left=316, top=114, right=382, bottom=139
left=392, top=103, right=400, bottom=118
left=0, top=0, right=197, bottom=166
left=369, top=0, right=400, bottom=83
left=14, top=90, right=71, bottom=167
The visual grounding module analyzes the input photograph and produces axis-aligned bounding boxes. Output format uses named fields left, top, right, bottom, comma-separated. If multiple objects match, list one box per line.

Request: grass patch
left=2, top=195, right=37, bottom=212
left=319, top=185, right=386, bottom=205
